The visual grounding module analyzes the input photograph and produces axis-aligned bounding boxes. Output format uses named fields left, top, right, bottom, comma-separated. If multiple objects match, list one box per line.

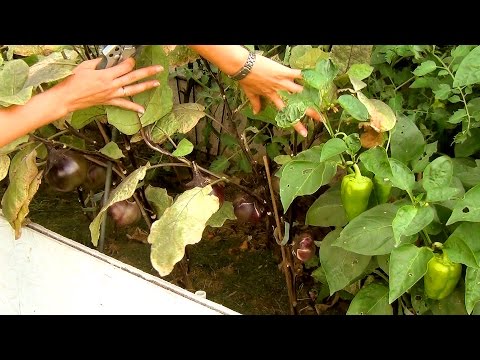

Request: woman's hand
left=238, top=54, right=323, bottom=137
left=54, top=57, right=163, bottom=115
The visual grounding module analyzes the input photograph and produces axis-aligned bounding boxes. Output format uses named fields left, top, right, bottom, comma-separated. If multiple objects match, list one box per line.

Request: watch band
left=229, top=52, right=256, bottom=81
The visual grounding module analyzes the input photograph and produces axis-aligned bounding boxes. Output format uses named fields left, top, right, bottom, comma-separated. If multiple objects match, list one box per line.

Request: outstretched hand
left=238, top=54, right=324, bottom=137
left=56, top=57, right=164, bottom=114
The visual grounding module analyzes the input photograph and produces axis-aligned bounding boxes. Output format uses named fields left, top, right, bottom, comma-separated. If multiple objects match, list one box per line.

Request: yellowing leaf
left=357, top=93, right=397, bottom=132
left=89, top=164, right=149, bottom=246
left=0, top=154, right=10, bottom=181
left=149, top=186, right=220, bottom=276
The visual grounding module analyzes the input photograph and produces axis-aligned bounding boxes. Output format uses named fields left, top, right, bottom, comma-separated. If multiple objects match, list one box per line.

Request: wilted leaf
left=165, top=45, right=199, bottom=67
left=89, top=164, right=149, bottom=246
left=133, top=45, right=173, bottom=127
left=320, top=228, right=372, bottom=294
left=99, top=142, right=124, bottom=159
left=149, top=186, right=220, bottom=276
left=360, top=127, right=386, bottom=149
left=151, top=103, right=206, bottom=143
left=347, top=283, right=392, bottom=315
left=145, top=186, right=173, bottom=218
left=1, top=148, right=42, bottom=238
left=0, top=154, right=10, bottom=181
left=330, top=45, right=373, bottom=74
left=306, top=184, right=348, bottom=227
left=25, top=52, right=77, bottom=88
left=388, top=244, right=433, bottom=303
left=357, top=93, right=396, bottom=132
left=206, top=201, right=236, bottom=227
left=172, top=138, right=194, bottom=157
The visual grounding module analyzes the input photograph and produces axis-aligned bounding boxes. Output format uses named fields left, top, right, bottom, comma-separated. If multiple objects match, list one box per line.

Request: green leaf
left=144, top=185, right=173, bottom=218
left=151, top=103, right=206, bottom=144
left=0, top=135, right=29, bottom=155
left=446, top=183, right=480, bottom=225
left=350, top=77, right=367, bottom=92
left=453, top=45, right=480, bottom=87
left=392, top=205, right=435, bottom=246
left=433, top=84, right=451, bottom=100
left=0, top=59, right=29, bottom=98
left=377, top=255, right=390, bottom=275
left=444, top=222, right=480, bottom=268
left=412, top=141, right=437, bottom=173
left=1, top=148, right=42, bottom=239
left=388, top=244, right=433, bottom=303
left=390, top=116, right=425, bottom=164
left=172, top=138, right=194, bottom=157
left=454, top=128, right=480, bottom=158
left=448, top=95, right=462, bottom=103
left=389, top=158, right=415, bottom=192
left=448, top=109, right=467, bottom=124
left=275, top=102, right=306, bottom=129
left=89, top=165, right=149, bottom=246
left=320, top=138, right=347, bottom=162
left=429, top=285, right=467, bottom=315
left=0, top=86, right=33, bottom=106
left=149, top=186, right=220, bottom=276
left=465, top=267, right=480, bottom=314
left=24, top=52, right=76, bottom=88
left=332, top=204, right=399, bottom=255
left=338, top=95, right=369, bottom=121
left=330, top=45, right=373, bottom=74
left=347, top=283, right=393, bottom=315
left=422, top=155, right=458, bottom=202
left=241, top=104, right=277, bottom=126
left=133, top=45, right=173, bottom=127
left=357, top=93, right=396, bottom=132
left=99, top=142, right=124, bottom=159
left=452, top=157, right=480, bottom=189
left=410, top=77, right=439, bottom=89
left=106, top=106, right=141, bottom=135
left=289, top=45, right=329, bottom=69
left=237, top=153, right=252, bottom=173
left=70, top=106, right=105, bottom=130
left=410, top=282, right=431, bottom=314
left=345, top=133, right=361, bottom=156
left=347, top=63, right=374, bottom=81
left=0, top=154, right=10, bottom=181
left=279, top=160, right=337, bottom=211
left=305, top=184, right=348, bottom=227
left=220, top=133, right=239, bottom=149
left=413, top=60, right=437, bottom=76
left=206, top=201, right=236, bottom=227
left=209, top=155, right=230, bottom=173
left=320, top=228, right=372, bottom=294
left=358, top=146, right=393, bottom=179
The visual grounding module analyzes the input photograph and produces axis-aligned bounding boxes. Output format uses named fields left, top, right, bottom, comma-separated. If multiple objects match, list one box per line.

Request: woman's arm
left=189, top=45, right=323, bottom=137
left=0, top=57, right=163, bottom=148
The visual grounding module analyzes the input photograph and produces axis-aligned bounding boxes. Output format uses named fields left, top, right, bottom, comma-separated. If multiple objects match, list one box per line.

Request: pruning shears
left=95, top=45, right=142, bottom=69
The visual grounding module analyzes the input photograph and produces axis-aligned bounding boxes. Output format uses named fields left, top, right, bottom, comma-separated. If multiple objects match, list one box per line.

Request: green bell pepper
left=424, top=251, right=462, bottom=300
left=341, top=163, right=373, bottom=221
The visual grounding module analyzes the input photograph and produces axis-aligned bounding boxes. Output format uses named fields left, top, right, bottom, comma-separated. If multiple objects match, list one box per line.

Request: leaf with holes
left=347, top=283, right=392, bottom=315
left=444, top=222, right=480, bottom=268
left=149, top=186, right=220, bottom=276
left=89, top=164, right=149, bottom=246
left=320, top=228, right=371, bottom=294
left=388, top=244, right=433, bottom=303
left=446, top=183, right=480, bottom=225
left=412, top=141, right=437, bottom=173
left=279, top=160, right=337, bottom=211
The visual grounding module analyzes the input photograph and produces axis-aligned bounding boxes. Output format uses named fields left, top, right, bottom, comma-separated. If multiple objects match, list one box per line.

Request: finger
left=104, top=57, right=136, bottom=78
left=115, top=65, right=163, bottom=87
left=105, top=98, right=145, bottom=114
left=270, top=94, right=286, bottom=111
left=306, top=107, right=324, bottom=123
left=121, top=80, right=161, bottom=97
left=287, top=68, right=303, bottom=79
left=246, top=92, right=262, bottom=115
left=74, top=58, right=102, bottom=71
left=282, top=80, right=304, bottom=94
left=293, top=122, right=308, bottom=138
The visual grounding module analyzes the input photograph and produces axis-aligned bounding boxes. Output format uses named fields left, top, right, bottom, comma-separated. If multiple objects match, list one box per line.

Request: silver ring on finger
left=122, top=86, right=128, bottom=97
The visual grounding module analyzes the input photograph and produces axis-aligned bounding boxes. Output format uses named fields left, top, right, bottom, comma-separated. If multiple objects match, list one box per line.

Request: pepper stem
left=353, top=163, right=362, bottom=179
